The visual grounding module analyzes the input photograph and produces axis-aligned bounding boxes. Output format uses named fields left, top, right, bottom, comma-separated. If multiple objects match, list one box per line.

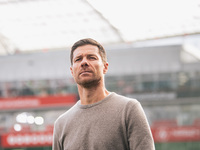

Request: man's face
left=70, top=44, right=108, bottom=88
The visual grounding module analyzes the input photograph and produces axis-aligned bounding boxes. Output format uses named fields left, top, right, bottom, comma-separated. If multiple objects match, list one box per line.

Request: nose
left=81, top=58, right=89, bottom=67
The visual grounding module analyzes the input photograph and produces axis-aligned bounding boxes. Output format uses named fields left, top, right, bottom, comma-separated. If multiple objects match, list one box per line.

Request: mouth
left=79, top=70, right=92, bottom=75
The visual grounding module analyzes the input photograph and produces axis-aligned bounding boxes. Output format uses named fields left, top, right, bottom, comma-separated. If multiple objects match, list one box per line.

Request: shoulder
left=112, top=92, right=145, bottom=112
left=110, top=93, right=147, bottom=126
left=111, top=92, right=140, bottom=106
left=54, top=102, right=79, bottom=127
left=107, top=92, right=142, bottom=114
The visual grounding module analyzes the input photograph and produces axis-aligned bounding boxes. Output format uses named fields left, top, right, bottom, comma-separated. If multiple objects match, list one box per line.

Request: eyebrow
left=87, top=54, right=98, bottom=57
left=74, top=55, right=82, bottom=59
left=74, top=53, right=98, bottom=59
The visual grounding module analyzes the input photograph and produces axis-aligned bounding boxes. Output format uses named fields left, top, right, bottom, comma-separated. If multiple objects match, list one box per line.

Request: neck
left=77, top=82, right=110, bottom=105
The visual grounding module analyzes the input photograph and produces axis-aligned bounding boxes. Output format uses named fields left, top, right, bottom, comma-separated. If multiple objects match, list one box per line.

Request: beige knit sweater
left=53, top=92, right=155, bottom=150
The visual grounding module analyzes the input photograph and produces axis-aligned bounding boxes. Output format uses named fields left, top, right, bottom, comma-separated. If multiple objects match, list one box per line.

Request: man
left=53, top=38, right=155, bottom=150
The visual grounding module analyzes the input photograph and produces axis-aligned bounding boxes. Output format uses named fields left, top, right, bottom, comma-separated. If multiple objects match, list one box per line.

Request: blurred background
left=0, top=0, right=200, bottom=149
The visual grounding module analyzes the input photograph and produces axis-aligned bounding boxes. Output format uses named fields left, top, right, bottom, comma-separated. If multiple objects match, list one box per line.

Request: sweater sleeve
left=52, top=121, right=62, bottom=150
left=125, top=100, right=155, bottom=150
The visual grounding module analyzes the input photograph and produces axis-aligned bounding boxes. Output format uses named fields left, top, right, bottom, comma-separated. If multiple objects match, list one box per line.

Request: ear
left=103, top=62, right=109, bottom=74
left=70, top=66, right=74, bottom=76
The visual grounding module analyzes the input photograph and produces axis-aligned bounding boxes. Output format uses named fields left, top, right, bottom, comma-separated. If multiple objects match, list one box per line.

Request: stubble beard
left=77, top=76, right=102, bottom=88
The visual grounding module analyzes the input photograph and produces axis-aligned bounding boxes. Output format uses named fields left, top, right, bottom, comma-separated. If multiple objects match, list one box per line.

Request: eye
left=89, top=56, right=97, bottom=60
left=74, top=58, right=81, bottom=62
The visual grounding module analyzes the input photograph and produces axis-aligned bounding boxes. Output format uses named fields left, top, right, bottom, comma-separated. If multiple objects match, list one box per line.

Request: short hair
left=70, top=38, right=107, bottom=65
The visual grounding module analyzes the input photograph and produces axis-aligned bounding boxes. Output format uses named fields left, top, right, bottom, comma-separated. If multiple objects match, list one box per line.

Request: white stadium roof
left=0, top=0, right=200, bottom=55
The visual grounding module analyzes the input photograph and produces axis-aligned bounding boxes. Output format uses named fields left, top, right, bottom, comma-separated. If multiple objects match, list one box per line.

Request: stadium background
left=0, top=0, right=200, bottom=149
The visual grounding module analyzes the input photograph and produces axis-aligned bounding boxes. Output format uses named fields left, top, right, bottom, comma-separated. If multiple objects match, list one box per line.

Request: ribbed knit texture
left=53, top=92, right=155, bottom=150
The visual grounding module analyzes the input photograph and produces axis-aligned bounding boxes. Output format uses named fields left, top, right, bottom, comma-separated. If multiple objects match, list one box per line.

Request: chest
left=61, top=108, right=127, bottom=150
